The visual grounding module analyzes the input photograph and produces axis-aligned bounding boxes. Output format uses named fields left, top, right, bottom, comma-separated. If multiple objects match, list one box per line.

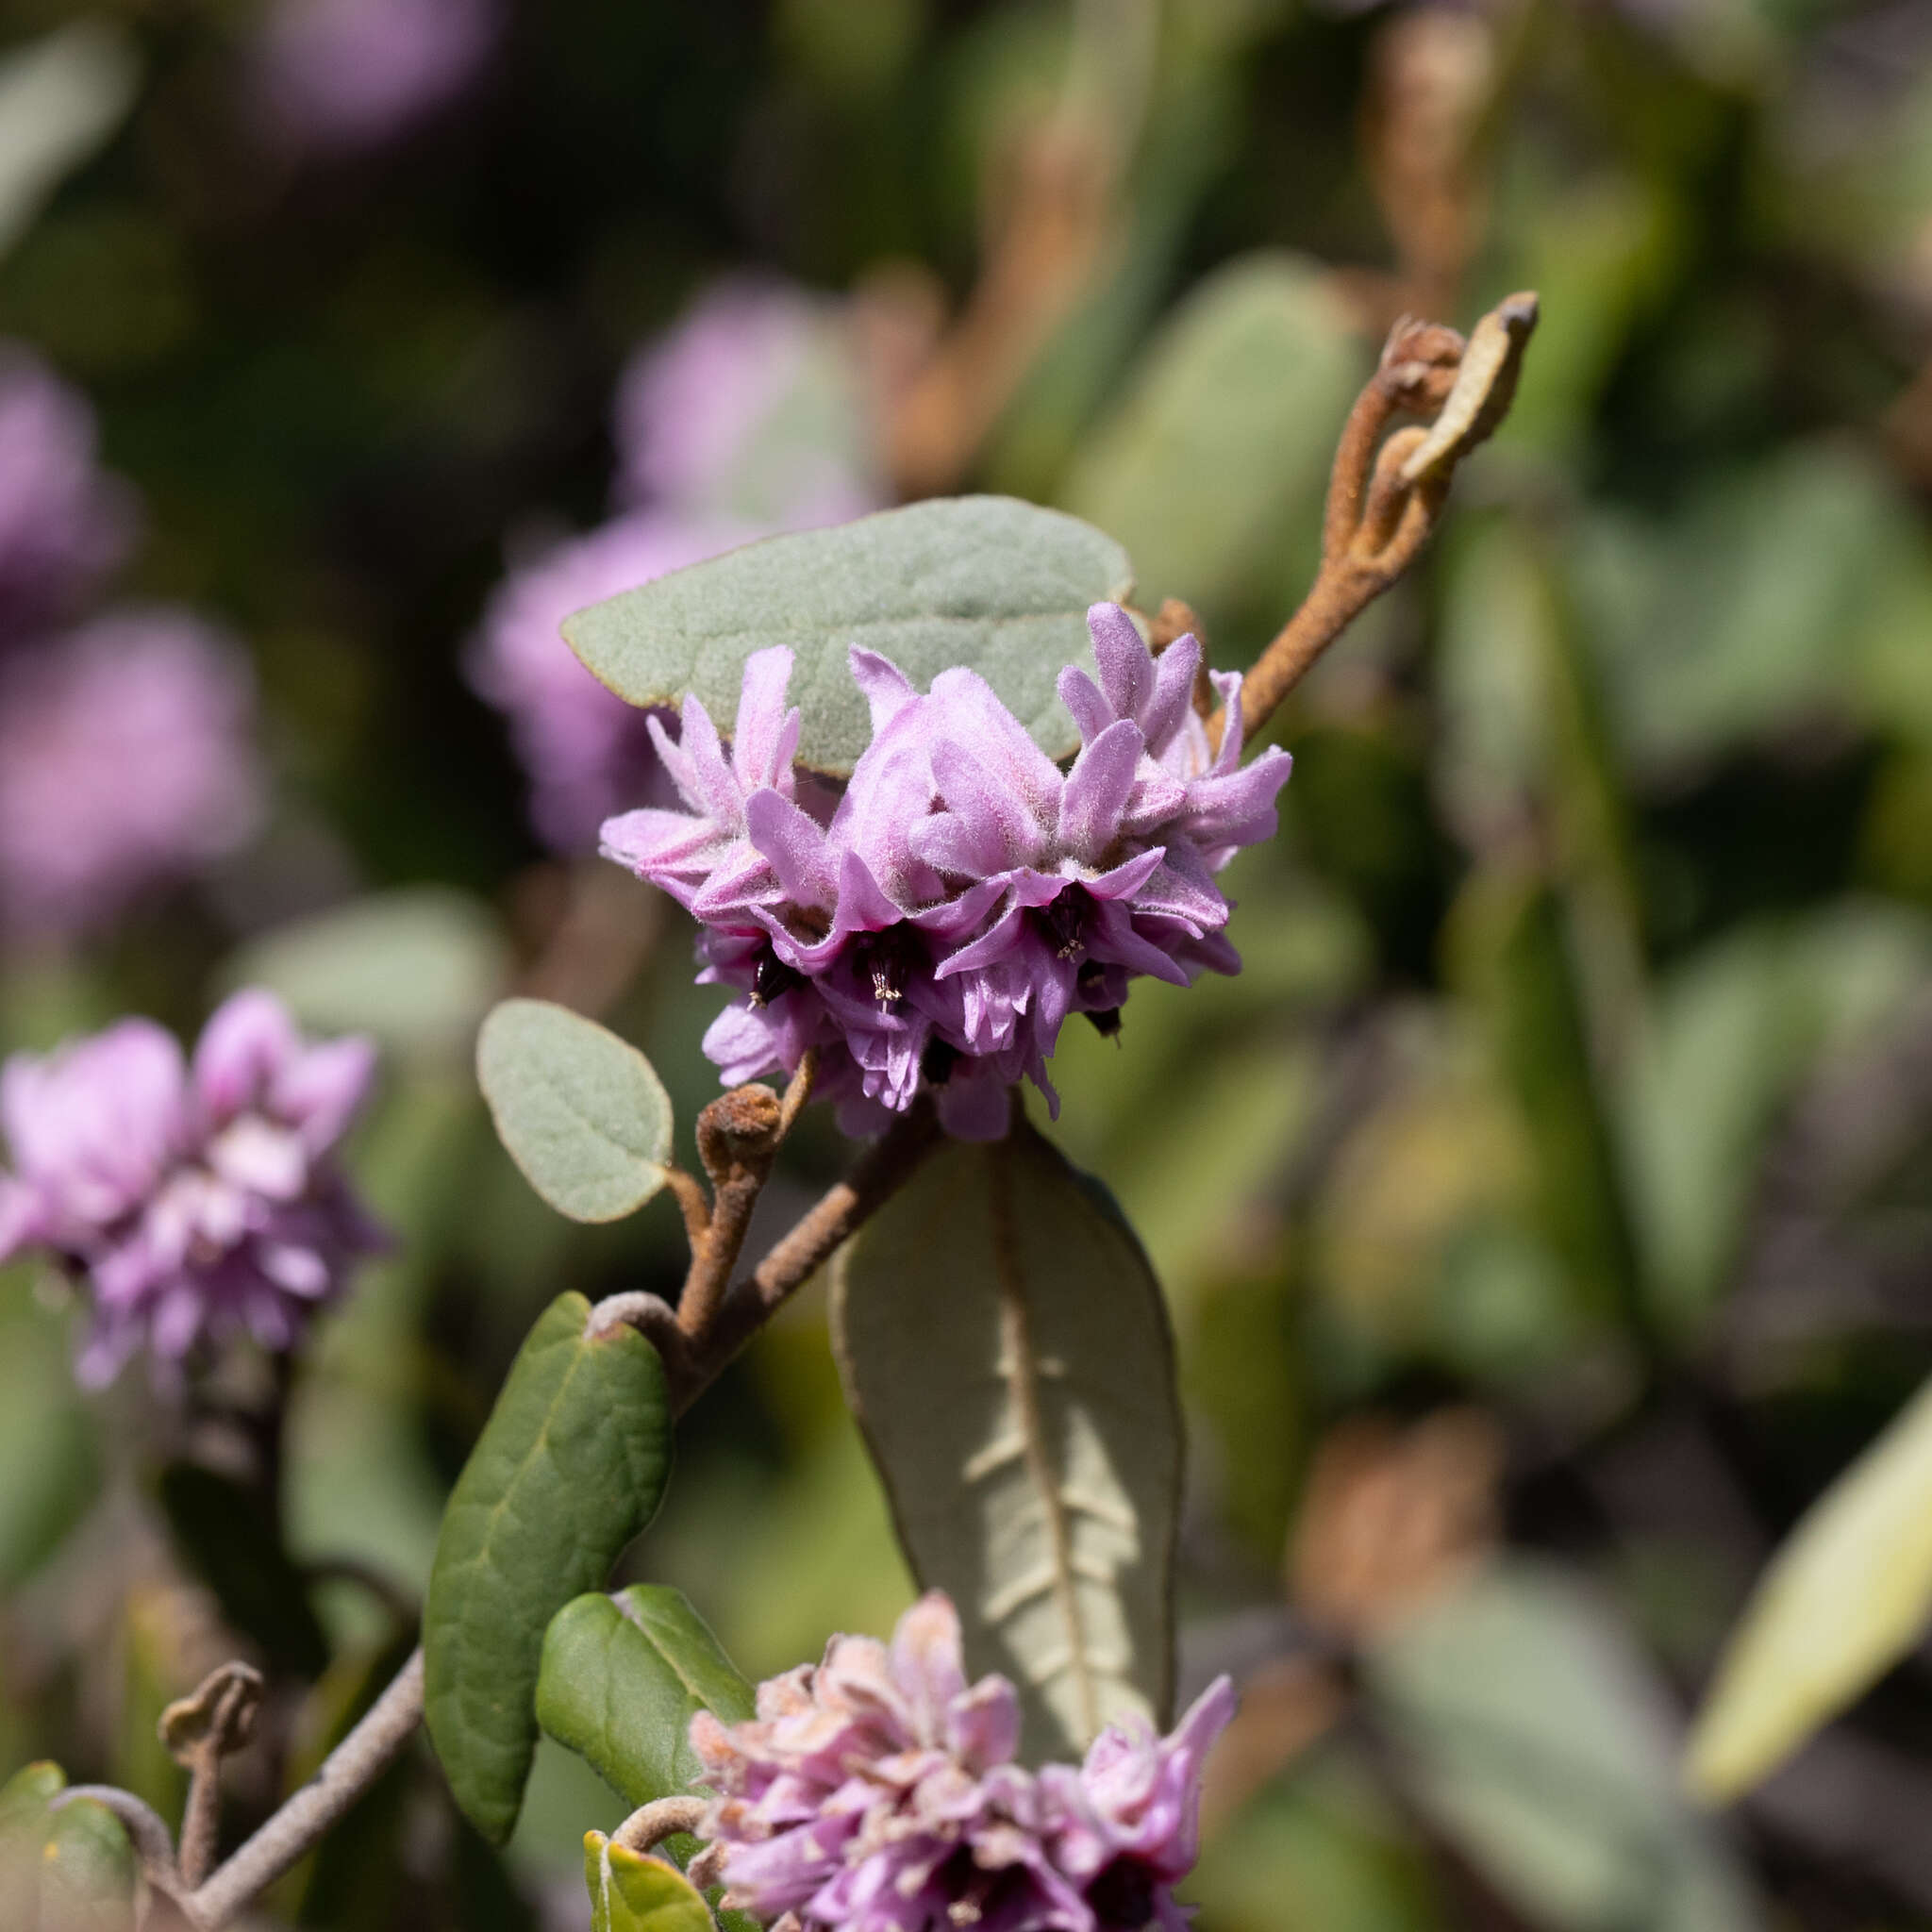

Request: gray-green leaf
left=477, top=999, right=675, bottom=1224
left=1687, top=1374, right=1932, bottom=1802
left=538, top=1586, right=753, bottom=1809
left=0, top=1763, right=138, bottom=1932
left=1058, top=251, right=1360, bottom=621
left=1366, top=1563, right=1760, bottom=1932
left=833, top=1121, right=1181, bottom=1760
left=561, top=496, right=1133, bottom=775
left=425, top=1293, right=673, bottom=1842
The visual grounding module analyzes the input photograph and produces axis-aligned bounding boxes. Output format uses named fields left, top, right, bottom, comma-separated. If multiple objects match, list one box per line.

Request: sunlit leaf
left=561, top=496, right=1132, bottom=775
left=833, top=1120, right=1181, bottom=1759
left=0, top=1763, right=138, bottom=1932
left=425, top=1293, right=673, bottom=1843
left=1687, top=1375, right=1932, bottom=1802
left=477, top=999, right=675, bottom=1224
left=538, top=1586, right=753, bottom=1808
left=1365, top=1563, right=1760, bottom=1932
left=1058, top=251, right=1359, bottom=620
left=583, top=1832, right=715, bottom=1932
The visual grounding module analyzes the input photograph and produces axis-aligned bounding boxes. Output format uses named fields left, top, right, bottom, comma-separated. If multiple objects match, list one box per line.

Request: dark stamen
left=749, top=946, right=805, bottom=1008
left=1036, top=887, right=1090, bottom=959
left=856, top=924, right=922, bottom=1008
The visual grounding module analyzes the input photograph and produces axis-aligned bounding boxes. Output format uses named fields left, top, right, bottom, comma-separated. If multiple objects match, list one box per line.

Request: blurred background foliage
left=3, top=0, right=1932, bottom=1924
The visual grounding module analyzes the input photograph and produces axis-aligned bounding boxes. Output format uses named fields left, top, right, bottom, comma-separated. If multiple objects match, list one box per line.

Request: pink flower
left=613, top=278, right=880, bottom=532
left=467, top=513, right=756, bottom=853
left=0, top=346, right=135, bottom=637
left=600, top=604, right=1292, bottom=1139
left=0, top=991, right=385, bottom=1385
left=249, top=0, right=500, bottom=154
left=0, top=609, right=265, bottom=939
left=691, top=1592, right=1232, bottom=1932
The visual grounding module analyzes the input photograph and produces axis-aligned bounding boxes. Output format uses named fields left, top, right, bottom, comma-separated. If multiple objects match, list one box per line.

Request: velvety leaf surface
left=538, top=1585, right=753, bottom=1808
left=477, top=998, right=675, bottom=1224
left=1058, top=251, right=1360, bottom=620
left=833, top=1120, right=1181, bottom=1760
left=560, top=496, right=1133, bottom=774
left=1687, top=1374, right=1932, bottom=1801
left=1366, top=1563, right=1760, bottom=1932
left=583, top=1833, right=716, bottom=1932
left=425, top=1292, right=673, bottom=1843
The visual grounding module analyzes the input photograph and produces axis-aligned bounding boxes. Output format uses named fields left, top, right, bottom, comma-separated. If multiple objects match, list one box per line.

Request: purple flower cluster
left=249, top=0, right=502, bottom=155
left=0, top=610, right=264, bottom=939
left=0, top=347, right=135, bottom=636
left=0, top=991, right=384, bottom=1385
left=601, top=604, right=1292, bottom=1138
left=691, top=1591, right=1233, bottom=1932
left=471, top=281, right=880, bottom=854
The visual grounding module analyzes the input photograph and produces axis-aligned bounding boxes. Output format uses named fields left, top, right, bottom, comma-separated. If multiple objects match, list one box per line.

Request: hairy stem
left=186, top=1648, right=425, bottom=1928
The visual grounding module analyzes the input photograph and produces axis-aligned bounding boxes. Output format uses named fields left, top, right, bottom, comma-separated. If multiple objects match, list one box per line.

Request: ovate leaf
left=538, top=1586, right=754, bottom=1808
left=0, top=25, right=139, bottom=261
left=561, top=496, right=1133, bottom=775
left=425, top=1293, right=673, bottom=1842
left=1687, top=1374, right=1932, bottom=1802
left=833, top=1121, right=1181, bottom=1760
left=1365, top=1563, right=1759, bottom=1932
left=584, top=1833, right=715, bottom=1932
left=1058, top=251, right=1360, bottom=619
left=477, top=999, right=675, bottom=1224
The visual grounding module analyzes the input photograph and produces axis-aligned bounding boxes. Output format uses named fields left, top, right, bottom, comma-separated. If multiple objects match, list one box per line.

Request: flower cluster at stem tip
left=692, top=1591, right=1234, bottom=1932
left=602, top=603, right=1293, bottom=1137
left=0, top=990, right=385, bottom=1384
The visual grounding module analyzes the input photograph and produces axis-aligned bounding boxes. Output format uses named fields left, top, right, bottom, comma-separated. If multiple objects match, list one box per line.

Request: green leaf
left=158, top=1462, right=330, bottom=1679
left=0, top=1765, right=138, bottom=1932
left=476, top=1000, right=675, bottom=1224
left=425, top=1292, right=673, bottom=1843
left=1687, top=1374, right=1932, bottom=1802
left=538, top=1586, right=753, bottom=1809
left=223, top=887, right=509, bottom=1063
left=1364, top=1563, right=1759, bottom=1932
left=1058, top=251, right=1360, bottom=620
left=560, top=496, right=1133, bottom=775
left=583, top=1833, right=715, bottom=1932
left=833, top=1120, right=1181, bottom=1760
left=39, top=1797, right=138, bottom=1932
left=0, top=1274, right=98, bottom=1589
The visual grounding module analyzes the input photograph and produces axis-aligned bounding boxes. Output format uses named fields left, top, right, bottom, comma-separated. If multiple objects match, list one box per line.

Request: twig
left=690, top=1096, right=942, bottom=1389
left=53, top=1786, right=185, bottom=1899
left=1220, top=291, right=1539, bottom=751
left=613, top=1794, right=708, bottom=1856
left=185, top=1648, right=425, bottom=1928
left=161, top=1663, right=265, bottom=1890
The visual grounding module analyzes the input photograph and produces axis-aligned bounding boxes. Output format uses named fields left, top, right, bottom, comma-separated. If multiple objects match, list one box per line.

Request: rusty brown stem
left=1218, top=291, right=1537, bottom=752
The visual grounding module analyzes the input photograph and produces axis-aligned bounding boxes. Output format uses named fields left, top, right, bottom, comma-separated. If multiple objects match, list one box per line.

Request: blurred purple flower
left=614, top=277, right=881, bottom=531
left=249, top=0, right=501, bottom=154
left=0, top=346, right=136, bottom=638
left=0, top=609, right=265, bottom=940
left=0, top=990, right=385, bottom=1385
left=467, top=512, right=756, bottom=853
left=691, top=1591, right=1233, bottom=1932
left=601, top=604, right=1292, bottom=1139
